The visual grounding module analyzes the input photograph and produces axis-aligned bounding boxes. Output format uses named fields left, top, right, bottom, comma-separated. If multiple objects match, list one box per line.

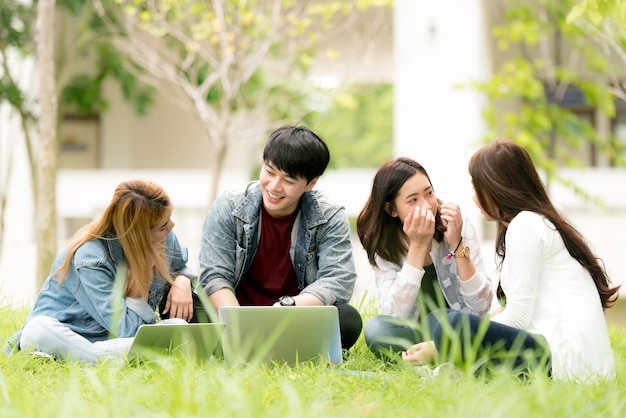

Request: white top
left=491, top=211, right=615, bottom=382
left=372, top=217, right=495, bottom=321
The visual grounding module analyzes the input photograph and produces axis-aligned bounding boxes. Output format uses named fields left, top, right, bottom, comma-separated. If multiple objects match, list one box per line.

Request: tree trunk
left=208, top=141, right=229, bottom=207
left=36, top=0, right=58, bottom=290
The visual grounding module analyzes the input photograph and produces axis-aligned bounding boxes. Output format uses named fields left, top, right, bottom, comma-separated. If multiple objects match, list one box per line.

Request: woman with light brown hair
left=5, top=179, right=197, bottom=363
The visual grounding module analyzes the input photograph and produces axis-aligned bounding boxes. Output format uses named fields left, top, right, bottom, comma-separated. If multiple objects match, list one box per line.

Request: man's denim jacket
left=199, top=181, right=357, bottom=306
left=5, top=231, right=195, bottom=352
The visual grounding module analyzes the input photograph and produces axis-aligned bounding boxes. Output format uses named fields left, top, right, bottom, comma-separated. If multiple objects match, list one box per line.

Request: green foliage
left=307, top=83, right=393, bottom=168
left=1, top=306, right=626, bottom=417
left=565, top=1, right=626, bottom=167
left=56, top=4, right=155, bottom=117
left=94, top=0, right=391, bottom=136
left=472, top=0, right=626, bottom=183
left=0, top=1, right=34, bottom=53
left=1, top=0, right=154, bottom=123
left=0, top=78, right=26, bottom=110
left=0, top=1, right=34, bottom=113
left=93, top=45, right=156, bottom=116
left=58, top=0, right=89, bottom=15
left=61, top=75, right=110, bottom=115
left=567, top=0, right=626, bottom=27
left=85, top=0, right=393, bottom=205
left=102, top=0, right=350, bottom=117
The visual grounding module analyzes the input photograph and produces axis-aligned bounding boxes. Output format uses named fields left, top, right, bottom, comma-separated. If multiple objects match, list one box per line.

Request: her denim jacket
left=5, top=231, right=195, bottom=352
left=198, top=181, right=357, bottom=306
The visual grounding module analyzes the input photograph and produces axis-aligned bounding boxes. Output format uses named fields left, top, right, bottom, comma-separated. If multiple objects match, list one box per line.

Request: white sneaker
left=32, top=351, right=54, bottom=360
left=432, top=362, right=463, bottom=379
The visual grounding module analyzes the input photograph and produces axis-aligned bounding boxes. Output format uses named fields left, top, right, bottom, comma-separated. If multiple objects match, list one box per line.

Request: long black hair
left=357, top=157, right=445, bottom=267
left=469, top=139, right=620, bottom=309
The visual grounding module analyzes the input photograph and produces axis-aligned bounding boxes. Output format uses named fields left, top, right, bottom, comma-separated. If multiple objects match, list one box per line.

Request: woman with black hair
left=408, top=140, right=620, bottom=382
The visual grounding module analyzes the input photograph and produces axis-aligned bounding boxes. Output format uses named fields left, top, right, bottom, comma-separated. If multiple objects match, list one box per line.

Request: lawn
left=1, top=306, right=625, bottom=418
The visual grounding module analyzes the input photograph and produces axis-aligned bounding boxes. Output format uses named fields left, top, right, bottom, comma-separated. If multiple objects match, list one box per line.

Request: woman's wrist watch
left=454, top=245, right=470, bottom=258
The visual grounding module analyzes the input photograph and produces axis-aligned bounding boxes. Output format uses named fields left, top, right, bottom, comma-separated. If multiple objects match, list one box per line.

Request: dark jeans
left=363, top=315, right=423, bottom=358
left=336, top=303, right=363, bottom=350
left=159, top=285, right=363, bottom=350
left=426, top=308, right=552, bottom=377
left=158, top=284, right=216, bottom=323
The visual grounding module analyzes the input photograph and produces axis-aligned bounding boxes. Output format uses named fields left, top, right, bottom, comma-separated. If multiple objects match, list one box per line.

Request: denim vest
left=4, top=231, right=195, bottom=352
left=198, top=181, right=357, bottom=305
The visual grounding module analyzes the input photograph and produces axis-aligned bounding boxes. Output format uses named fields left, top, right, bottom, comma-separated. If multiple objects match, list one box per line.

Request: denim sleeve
left=198, top=194, right=239, bottom=296
left=72, top=265, right=157, bottom=338
left=3, top=332, right=20, bottom=354
left=300, top=207, right=357, bottom=305
left=165, top=231, right=197, bottom=281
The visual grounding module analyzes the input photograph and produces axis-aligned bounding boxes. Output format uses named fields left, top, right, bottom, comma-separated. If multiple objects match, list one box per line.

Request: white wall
left=394, top=0, right=490, bottom=225
left=548, top=169, right=626, bottom=290
left=0, top=53, right=37, bottom=308
left=99, top=80, right=260, bottom=172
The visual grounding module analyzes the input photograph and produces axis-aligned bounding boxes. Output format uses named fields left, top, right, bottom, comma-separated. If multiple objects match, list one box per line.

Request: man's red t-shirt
left=236, top=206, right=300, bottom=305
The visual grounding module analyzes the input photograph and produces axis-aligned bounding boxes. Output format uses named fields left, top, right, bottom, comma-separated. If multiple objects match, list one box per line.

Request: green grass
left=1, top=306, right=625, bottom=418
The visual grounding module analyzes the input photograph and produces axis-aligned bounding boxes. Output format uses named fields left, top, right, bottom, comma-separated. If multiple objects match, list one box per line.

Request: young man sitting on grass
left=197, top=125, right=362, bottom=350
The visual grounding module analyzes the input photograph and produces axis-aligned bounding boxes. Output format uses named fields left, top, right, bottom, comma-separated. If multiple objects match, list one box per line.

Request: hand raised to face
left=439, top=202, right=463, bottom=249
left=403, top=205, right=435, bottom=247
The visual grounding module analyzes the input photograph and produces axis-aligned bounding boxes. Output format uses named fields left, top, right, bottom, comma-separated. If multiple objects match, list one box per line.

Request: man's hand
left=271, top=292, right=324, bottom=307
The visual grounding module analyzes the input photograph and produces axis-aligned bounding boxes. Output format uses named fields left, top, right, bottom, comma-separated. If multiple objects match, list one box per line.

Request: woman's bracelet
left=446, top=236, right=463, bottom=260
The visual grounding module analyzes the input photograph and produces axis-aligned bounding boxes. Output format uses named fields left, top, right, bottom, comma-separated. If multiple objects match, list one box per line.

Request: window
left=544, top=84, right=598, bottom=167
left=58, top=115, right=100, bottom=169
left=545, top=83, right=626, bottom=168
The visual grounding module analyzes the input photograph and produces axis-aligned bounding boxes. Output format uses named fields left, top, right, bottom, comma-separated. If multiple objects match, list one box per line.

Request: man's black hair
left=262, top=125, right=330, bottom=183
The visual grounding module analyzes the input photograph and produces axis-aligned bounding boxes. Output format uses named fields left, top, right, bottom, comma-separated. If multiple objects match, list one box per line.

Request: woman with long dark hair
left=357, top=157, right=494, bottom=358
left=406, top=140, right=620, bottom=381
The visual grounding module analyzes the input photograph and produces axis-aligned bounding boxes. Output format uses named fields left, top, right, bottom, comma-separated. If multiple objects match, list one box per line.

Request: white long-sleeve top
left=491, top=211, right=615, bottom=382
left=372, top=217, right=494, bottom=321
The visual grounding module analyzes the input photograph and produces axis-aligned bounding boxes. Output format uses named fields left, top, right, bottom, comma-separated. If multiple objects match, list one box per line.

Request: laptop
left=219, top=306, right=343, bottom=367
left=126, top=323, right=225, bottom=363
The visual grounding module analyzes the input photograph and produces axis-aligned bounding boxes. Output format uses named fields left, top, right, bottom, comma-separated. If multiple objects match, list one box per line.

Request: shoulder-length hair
left=469, top=139, right=620, bottom=308
left=55, top=179, right=174, bottom=298
left=357, top=157, right=445, bottom=267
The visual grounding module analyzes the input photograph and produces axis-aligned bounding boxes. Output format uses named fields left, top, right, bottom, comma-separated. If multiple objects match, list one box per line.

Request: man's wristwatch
left=278, top=295, right=296, bottom=306
left=454, top=245, right=470, bottom=258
